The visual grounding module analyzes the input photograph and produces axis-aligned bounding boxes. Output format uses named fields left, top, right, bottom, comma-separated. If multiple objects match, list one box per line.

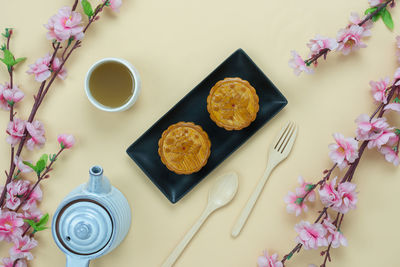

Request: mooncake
left=158, top=122, right=211, bottom=175
left=207, top=77, right=259, bottom=131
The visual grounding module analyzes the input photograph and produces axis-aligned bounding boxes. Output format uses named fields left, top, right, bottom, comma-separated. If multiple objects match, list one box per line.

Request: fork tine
left=274, top=121, right=293, bottom=150
left=273, top=121, right=291, bottom=150
left=280, top=123, right=298, bottom=154
left=277, top=122, right=295, bottom=152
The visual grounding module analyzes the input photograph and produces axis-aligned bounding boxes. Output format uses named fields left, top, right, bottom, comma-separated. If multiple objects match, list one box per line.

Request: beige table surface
left=1, top=0, right=400, bottom=266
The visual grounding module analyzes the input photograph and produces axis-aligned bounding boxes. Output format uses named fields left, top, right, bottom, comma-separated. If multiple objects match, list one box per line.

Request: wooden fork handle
left=231, top=163, right=275, bottom=238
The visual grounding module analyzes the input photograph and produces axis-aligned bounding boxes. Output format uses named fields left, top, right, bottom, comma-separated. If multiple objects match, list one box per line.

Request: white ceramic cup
left=84, top=58, right=141, bottom=112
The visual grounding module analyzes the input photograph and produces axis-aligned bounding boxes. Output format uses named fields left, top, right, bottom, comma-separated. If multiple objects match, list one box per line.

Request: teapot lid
left=54, top=198, right=113, bottom=256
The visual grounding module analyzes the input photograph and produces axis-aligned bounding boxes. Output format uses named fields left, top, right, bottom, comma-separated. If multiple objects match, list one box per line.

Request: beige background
left=1, top=0, right=400, bottom=266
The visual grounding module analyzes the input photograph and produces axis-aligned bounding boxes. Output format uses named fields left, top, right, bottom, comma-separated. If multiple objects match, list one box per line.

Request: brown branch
left=12, top=259, right=20, bottom=267
left=0, top=2, right=109, bottom=207
left=280, top=82, right=398, bottom=265
left=304, top=0, right=395, bottom=67
left=358, top=0, right=394, bottom=26
left=72, top=0, right=79, bottom=11
left=83, top=2, right=108, bottom=33
left=15, top=147, right=64, bottom=212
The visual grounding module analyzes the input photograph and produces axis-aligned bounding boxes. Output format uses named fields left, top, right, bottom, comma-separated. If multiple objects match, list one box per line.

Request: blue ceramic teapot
left=52, top=166, right=131, bottom=267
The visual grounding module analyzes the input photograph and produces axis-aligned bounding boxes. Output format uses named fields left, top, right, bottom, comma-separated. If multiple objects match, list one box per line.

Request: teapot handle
left=66, top=256, right=90, bottom=267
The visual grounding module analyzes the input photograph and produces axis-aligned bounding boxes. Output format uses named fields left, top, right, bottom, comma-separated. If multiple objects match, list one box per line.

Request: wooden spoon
left=161, top=172, right=239, bottom=267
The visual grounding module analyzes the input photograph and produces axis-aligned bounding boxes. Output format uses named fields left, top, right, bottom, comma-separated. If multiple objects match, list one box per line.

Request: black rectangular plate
left=126, top=49, right=287, bottom=203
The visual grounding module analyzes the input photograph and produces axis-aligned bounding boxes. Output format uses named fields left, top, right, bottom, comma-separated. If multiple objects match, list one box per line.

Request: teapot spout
left=85, top=165, right=111, bottom=194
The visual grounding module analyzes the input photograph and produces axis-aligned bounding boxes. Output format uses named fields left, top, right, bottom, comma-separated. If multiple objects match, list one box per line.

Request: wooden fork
left=231, top=121, right=298, bottom=237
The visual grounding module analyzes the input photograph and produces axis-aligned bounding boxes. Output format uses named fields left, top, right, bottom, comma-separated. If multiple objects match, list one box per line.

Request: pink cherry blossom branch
left=279, top=83, right=399, bottom=266
left=83, top=1, right=109, bottom=33
left=0, top=1, right=109, bottom=208
left=15, top=147, right=65, bottom=213
left=0, top=2, right=120, bottom=265
left=304, top=0, right=395, bottom=67
left=290, top=0, right=396, bottom=76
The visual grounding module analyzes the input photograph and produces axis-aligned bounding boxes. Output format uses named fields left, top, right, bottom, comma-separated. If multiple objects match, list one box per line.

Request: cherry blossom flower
left=319, top=177, right=341, bottom=208
left=328, top=133, right=359, bottom=169
left=257, top=251, right=283, bottom=267
left=295, top=176, right=316, bottom=202
left=380, top=146, right=400, bottom=166
left=366, top=128, right=396, bottom=149
left=9, top=236, right=38, bottom=261
left=369, top=0, right=384, bottom=7
left=349, top=12, right=373, bottom=33
left=384, top=103, right=400, bottom=113
left=14, top=156, right=33, bottom=174
left=336, top=25, right=369, bottom=55
left=104, top=0, right=122, bottom=12
left=370, top=77, right=390, bottom=104
left=294, top=221, right=328, bottom=250
left=0, top=257, right=27, bottom=267
left=23, top=207, right=43, bottom=222
left=1, top=83, right=24, bottom=106
left=6, top=118, right=26, bottom=147
left=355, top=114, right=395, bottom=149
left=284, top=191, right=308, bottom=216
left=335, top=182, right=358, bottom=214
left=52, top=57, right=68, bottom=80
left=21, top=185, right=42, bottom=211
left=26, top=120, right=46, bottom=151
left=379, top=135, right=400, bottom=166
left=0, top=83, right=9, bottom=110
left=57, top=134, right=75, bottom=149
left=44, top=7, right=84, bottom=42
left=5, top=180, right=30, bottom=210
left=0, top=211, right=24, bottom=243
left=322, top=217, right=348, bottom=248
left=27, top=54, right=67, bottom=83
left=307, top=35, right=338, bottom=56
left=355, top=114, right=389, bottom=140
left=289, top=51, right=313, bottom=76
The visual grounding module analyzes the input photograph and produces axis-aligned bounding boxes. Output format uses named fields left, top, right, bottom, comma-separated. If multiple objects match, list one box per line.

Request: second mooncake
left=158, top=122, right=211, bottom=175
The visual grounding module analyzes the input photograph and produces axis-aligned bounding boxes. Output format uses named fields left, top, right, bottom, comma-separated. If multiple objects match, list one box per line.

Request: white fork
left=231, top=121, right=298, bottom=237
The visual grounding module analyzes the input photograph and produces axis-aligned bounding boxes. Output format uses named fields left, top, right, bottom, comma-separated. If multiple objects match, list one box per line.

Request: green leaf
left=381, top=8, right=394, bottom=30
left=294, top=197, right=304, bottom=205
left=372, top=13, right=381, bottom=22
left=305, top=184, right=314, bottom=191
left=0, top=44, right=5, bottom=51
left=393, top=97, right=400, bottom=103
left=2, top=28, right=11, bottom=38
left=50, top=153, right=57, bottom=162
left=286, top=252, right=293, bottom=260
left=81, top=0, right=94, bottom=17
left=395, top=129, right=400, bottom=136
left=39, top=154, right=48, bottom=165
left=14, top=57, right=26, bottom=65
left=24, top=219, right=38, bottom=231
left=23, top=161, right=37, bottom=172
left=67, top=37, right=74, bottom=46
left=3, top=49, right=14, bottom=66
left=35, top=225, right=48, bottom=232
left=365, top=7, right=378, bottom=15
left=37, top=213, right=49, bottom=227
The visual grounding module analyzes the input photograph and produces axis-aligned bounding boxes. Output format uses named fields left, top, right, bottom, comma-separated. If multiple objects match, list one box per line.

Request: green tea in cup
left=85, top=58, right=141, bottom=112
